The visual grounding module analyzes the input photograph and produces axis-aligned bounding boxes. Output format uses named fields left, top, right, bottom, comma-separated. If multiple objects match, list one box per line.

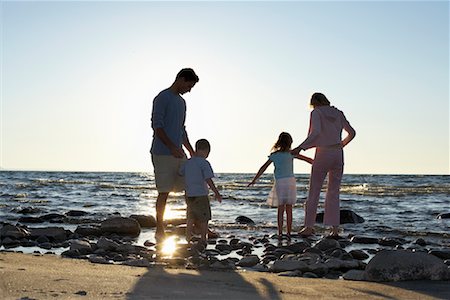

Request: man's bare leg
left=155, top=192, right=169, bottom=238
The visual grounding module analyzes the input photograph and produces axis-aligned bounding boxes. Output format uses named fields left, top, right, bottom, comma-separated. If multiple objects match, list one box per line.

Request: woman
left=292, top=92, right=356, bottom=237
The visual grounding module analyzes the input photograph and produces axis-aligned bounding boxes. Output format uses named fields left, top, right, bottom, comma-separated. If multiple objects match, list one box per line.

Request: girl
left=248, top=132, right=313, bottom=238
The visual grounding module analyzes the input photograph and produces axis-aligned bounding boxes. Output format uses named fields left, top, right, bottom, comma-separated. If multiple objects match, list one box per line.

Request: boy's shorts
left=151, top=154, right=186, bottom=193
left=186, top=195, right=211, bottom=222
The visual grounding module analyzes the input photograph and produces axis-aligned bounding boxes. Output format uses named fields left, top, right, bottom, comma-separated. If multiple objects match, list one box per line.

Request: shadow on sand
left=127, top=265, right=281, bottom=300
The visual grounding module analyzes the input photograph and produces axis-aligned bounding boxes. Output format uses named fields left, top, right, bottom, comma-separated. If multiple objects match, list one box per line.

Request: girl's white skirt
left=267, top=177, right=297, bottom=207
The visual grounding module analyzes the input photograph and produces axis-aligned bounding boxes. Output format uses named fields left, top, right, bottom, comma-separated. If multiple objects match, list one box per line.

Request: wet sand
left=0, top=252, right=449, bottom=299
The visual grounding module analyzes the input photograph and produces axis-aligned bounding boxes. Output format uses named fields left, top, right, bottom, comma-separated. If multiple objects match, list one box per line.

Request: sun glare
left=160, top=235, right=178, bottom=257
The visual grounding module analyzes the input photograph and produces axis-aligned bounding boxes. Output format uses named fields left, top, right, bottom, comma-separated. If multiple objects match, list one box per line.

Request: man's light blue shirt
left=150, top=88, right=187, bottom=155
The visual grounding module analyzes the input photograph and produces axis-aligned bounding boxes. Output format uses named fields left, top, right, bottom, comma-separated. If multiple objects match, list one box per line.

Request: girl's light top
left=269, top=152, right=294, bottom=179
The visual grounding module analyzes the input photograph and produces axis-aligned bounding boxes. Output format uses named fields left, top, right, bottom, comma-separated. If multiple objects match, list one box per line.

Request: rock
left=215, top=243, right=232, bottom=252
left=18, top=216, right=44, bottom=223
left=324, top=258, right=363, bottom=270
left=237, top=255, right=260, bottom=267
left=100, top=217, right=140, bottom=237
left=303, top=272, right=319, bottom=278
left=36, top=235, right=50, bottom=244
left=350, top=236, right=379, bottom=244
left=0, top=224, right=30, bottom=239
left=2, top=237, right=20, bottom=246
left=75, top=226, right=102, bottom=237
left=70, top=240, right=92, bottom=253
left=270, top=260, right=308, bottom=273
left=66, top=210, right=89, bottom=217
left=428, top=249, right=450, bottom=260
left=61, top=249, right=81, bottom=258
left=29, top=227, right=70, bottom=242
left=316, top=209, right=364, bottom=224
left=414, top=238, right=428, bottom=246
left=365, top=250, right=450, bottom=282
left=378, top=237, right=406, bottom=247
left=349, top=250, right=370, bottom=260
left=89, top=255, right=111, bottom=264
left=129, top=215, right=156, bottom=228
left=343, top=270, right=366, bottom=281
left=235, top=216, right=255, bottom=226
left=74, top=290, right=87, bottom=296
left=314, top=238, right=341, bottom=252
left=278, top=270, right=302, bottom=277
left=16, top=207, right=42, bottom=214
left=39, top=213, right=66, bottom=221
left=96, top=237, right=119, bottom=251
left=280, top=241, right=310, bottom=253
left=122, top=258, right=151, bottom=268
left=436, top=213, right=450, bottom=219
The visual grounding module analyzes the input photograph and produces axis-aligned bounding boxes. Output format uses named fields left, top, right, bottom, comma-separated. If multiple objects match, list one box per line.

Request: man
left=151, top=68, right=199, bottom=238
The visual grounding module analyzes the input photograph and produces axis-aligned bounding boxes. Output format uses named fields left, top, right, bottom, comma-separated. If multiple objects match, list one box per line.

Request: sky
left=1, top=0, right=449, bottom=175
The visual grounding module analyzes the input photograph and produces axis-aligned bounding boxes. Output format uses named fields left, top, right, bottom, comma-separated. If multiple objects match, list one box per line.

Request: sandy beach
left=0, top=252, right=449, bottom=300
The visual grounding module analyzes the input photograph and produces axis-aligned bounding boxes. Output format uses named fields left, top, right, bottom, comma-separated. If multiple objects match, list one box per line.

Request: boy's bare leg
left=186, top=217, right=194, bottom=243
left=199, top=221, right=208, bottom=243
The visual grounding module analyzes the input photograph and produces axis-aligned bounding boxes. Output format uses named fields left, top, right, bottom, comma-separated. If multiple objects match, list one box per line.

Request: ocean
left=1, top=171, right=449, bottom=252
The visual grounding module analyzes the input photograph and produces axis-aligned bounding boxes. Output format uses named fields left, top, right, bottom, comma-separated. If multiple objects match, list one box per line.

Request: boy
left=180, top=139, right=222, bottom=243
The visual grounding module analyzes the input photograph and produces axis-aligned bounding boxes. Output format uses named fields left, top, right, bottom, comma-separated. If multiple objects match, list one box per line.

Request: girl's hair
left=272, top=132, right=293, bottom=152
left=310, top=92, right=330, bottom=107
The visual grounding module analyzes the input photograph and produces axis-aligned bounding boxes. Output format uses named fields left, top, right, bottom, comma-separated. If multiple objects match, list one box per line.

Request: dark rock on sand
left=315, top=209, right=364, bottom=224
left=365, top=249, right=450, bottom=281
left=235, top=216, right=255, bottom=226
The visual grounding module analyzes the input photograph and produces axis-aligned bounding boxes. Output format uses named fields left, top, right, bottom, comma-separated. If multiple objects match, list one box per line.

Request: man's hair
left=176, top=68, right=199, bottom=83
left=195, top=139, right=210, bottom=151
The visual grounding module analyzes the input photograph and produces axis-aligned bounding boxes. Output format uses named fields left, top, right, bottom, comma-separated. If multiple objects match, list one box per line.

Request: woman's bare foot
left=328, top=226, right=340, bottom=237
left=299, top=227, right=315, bottom=237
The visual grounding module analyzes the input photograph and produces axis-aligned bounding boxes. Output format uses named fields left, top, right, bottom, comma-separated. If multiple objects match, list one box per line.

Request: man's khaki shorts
left=151, top=154, right=186, bottom=193
left=186, top=195, right=211, bottom=222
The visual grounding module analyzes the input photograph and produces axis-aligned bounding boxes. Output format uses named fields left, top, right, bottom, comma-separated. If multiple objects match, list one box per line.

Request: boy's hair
left=272, top=132, right=293, bottom=152
left=195, top=139, right=210, bottom=152
left=176, top=68, right=199, bottom=83
left=310, top=92, right=330, bottom=107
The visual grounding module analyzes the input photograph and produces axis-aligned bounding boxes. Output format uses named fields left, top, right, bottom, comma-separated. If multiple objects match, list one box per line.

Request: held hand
left=170, top=146, right=186, bottom=158
left=291, top=147, right=301, bottom=155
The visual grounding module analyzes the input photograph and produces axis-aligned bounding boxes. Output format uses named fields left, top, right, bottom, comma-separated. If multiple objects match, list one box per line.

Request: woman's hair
left=272, top=132, right=293, bottom=152
left=310, top=92, right=330, bottom=107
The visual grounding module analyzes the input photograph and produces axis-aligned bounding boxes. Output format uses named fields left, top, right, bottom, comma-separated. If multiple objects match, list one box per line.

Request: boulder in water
left=316, top=209, right=364, bottom=224
left=437, top=213, right=450, bottom=219
left=235, top=216, right=255, bottom=226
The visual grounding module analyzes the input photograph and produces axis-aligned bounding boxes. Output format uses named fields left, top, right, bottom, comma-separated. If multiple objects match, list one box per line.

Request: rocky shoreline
left=1, top=209, right=450, bottom=283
